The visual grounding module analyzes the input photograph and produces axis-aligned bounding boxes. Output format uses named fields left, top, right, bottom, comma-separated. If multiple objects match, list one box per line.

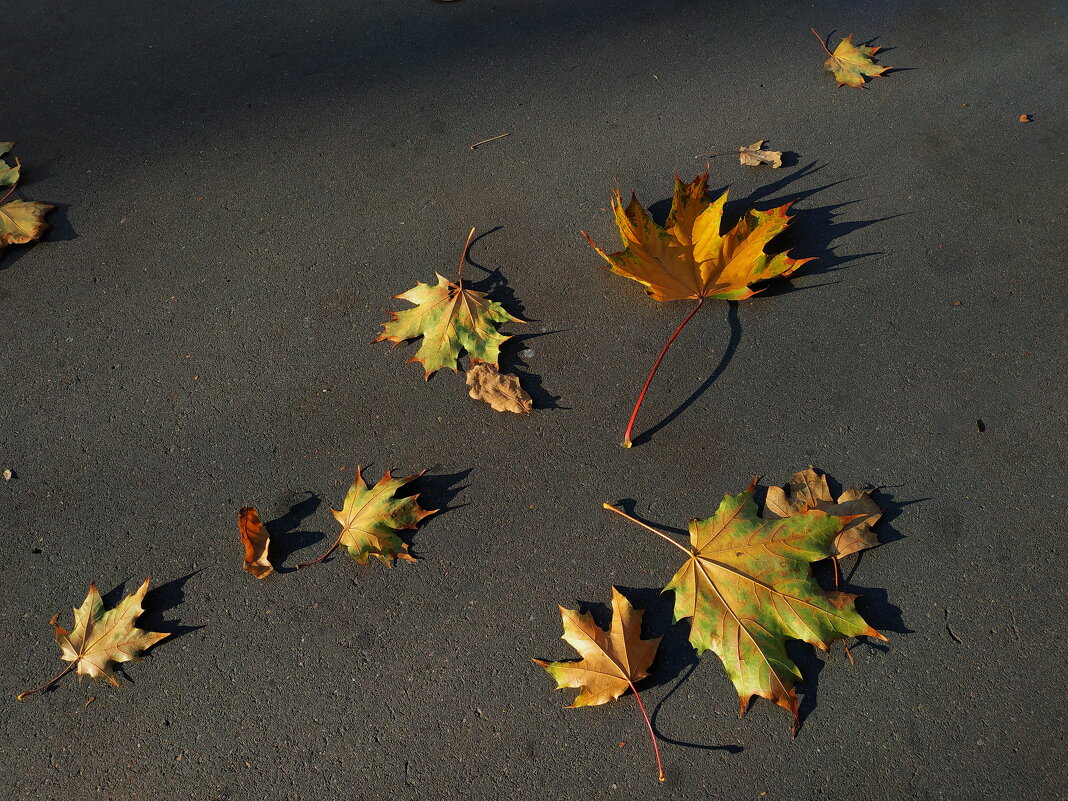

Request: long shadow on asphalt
left=266, top=491, right=324, bottom=573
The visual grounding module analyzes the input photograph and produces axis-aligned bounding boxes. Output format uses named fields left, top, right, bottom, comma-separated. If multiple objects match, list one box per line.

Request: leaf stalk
left=296, top=534, right=343, bottom=569
left=811, top=27, right=834, bottom=57
left=456, top=226, right=476, bottom=287
left=621, top=296, right=704, bottom=448
left=627, top=678, right=665, bottom=782
left=16, top=661, right=75, bottom=700
left=602, top=503, right=691, bottom=556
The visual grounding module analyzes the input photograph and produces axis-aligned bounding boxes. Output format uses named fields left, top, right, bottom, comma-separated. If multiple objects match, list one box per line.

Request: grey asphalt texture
left=2, top=1, right=1065, bottom=799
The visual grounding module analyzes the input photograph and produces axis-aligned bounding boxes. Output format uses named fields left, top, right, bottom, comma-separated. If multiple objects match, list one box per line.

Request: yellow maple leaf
left=18, top=578, right=169, bottom=700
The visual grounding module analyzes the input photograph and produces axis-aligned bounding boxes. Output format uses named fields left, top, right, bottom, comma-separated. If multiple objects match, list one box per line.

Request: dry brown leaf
left=1019, top=114, right=1033, bottom=123
left=764, top=467, right=881, bottom=558
left=238, top=506, right=273, bottom=579
left=739, top=140, right=783, bottom=168
left=465, top=362, right=532, bottom=414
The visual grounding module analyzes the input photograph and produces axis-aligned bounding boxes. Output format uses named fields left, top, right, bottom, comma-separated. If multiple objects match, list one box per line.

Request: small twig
left=469, top=133, right=509, bottom=150
left=693, top=150, right=734, bottom=160
left=84, top=696, right=96, bottom=709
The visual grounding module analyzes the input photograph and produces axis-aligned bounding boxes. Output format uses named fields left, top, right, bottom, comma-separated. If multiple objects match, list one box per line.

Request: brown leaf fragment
left=738, top=140, right=783, bottom=168
left=764, top=467, right=881, bottom=558
left=238, top=506, right=274, bottom=579
left=465, top=362, right=532, bottom=414
left=1019, top=114, right=1033, bottom=123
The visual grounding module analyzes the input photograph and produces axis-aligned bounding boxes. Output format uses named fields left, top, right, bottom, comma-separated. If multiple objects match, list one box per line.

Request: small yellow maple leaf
left=18, top=578, right=169, bottom=700
left=299, top=467, right=436, bottom=569
left=534, top=588, right=665, bottom=780
left=813, top=29, right=891, bottom=88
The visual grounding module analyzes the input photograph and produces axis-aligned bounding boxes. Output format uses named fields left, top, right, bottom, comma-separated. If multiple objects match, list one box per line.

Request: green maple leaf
left=606, top=481, right=886, bottom=732
left=812, top=29, right=891, bottom=88
left=376, top=273, right=522, bottom=378
left=376, top=228, right=523, bottom=379
left=299, top=467, right=436, bottom=569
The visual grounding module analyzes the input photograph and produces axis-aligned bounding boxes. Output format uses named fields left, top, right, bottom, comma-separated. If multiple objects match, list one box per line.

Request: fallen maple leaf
left=17, top=577, right=169, bottom=700
left=812, top=29, right=890, bottom=88
left=299, top=467, right=435, bottom=568
left=739, top=140, right=783, bottom=168
left=0, top=142, right=20, bottom=186
left=583, top=171, right=812, bottom=446
left=376, top=227, right=524, bottom=379
left=534, top=588, right=665, bottom=781
left=466, top=362, right=532, bottom=414
left=604, top=484, right=886, bottom=734
left=238, top=506, right=274, bottom=579
left=764, top=467, right=882, bottom=566
left=0, top=143, right=53, bottom=256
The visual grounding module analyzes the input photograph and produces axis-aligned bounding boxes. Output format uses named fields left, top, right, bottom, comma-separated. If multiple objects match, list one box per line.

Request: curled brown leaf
left=238, top=506, right=274, bottom=579
left=466, top=362, right=532, bottom=414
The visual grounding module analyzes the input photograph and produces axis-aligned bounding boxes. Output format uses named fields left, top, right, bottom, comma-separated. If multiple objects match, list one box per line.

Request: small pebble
left=2, top=469, right=11, bottom=481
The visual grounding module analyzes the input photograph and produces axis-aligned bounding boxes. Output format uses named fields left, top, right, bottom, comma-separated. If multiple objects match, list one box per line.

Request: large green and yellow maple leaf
left=376, top=228, right=523, bottom=379
left=583, top=171, right=812, bottom=446
left=605, top=481, right=885, bottom=733
left=812, top=29, right=891, bottom=88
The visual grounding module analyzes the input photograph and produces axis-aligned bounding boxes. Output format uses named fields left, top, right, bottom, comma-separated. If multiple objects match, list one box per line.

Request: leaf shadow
left=464, top=226, right=563, bottom=410
left=499, top=332, right=567, bottom=411
left=632, top=164, right=905, bottom=447
left=396, top=468, right=470, bottom=559
left=796, top=481, right=916, bottom=733
left=628, top=300, right=741, bottom=448
left=265, top=491, right=325, bottom=573
left=140, top=571, right=204, bottom=642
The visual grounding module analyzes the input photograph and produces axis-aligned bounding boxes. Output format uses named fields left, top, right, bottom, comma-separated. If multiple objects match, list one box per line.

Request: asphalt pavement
left=2, top=1, right=1065, bottom=799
